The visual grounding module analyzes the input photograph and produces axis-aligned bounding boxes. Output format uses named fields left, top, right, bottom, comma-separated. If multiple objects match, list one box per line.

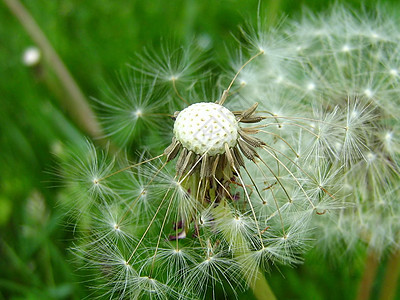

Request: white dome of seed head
left=174, top=102, right=239, bottom=156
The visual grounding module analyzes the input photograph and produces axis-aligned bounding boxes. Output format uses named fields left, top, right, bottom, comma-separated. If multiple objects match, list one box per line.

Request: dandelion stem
left=356, top=250, right=380, bottom=300
left=250, top=272, right=277, bottom=300
left=215, top=200, right=276, bottom=300
left=379, top=249, right=400, bottom=300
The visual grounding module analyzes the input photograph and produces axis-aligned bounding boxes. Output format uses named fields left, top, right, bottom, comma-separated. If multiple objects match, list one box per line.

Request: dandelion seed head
left=174, top=102, right=238, bottom=156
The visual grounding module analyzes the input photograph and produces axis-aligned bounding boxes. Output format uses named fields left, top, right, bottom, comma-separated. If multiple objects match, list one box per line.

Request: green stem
left=356, top=249, right=380, bottom=300
left=249, top=268, right=276, bottom=300
left=379, top=249, right=400, bottom=300
left=214, top=201, right=276, bottom=300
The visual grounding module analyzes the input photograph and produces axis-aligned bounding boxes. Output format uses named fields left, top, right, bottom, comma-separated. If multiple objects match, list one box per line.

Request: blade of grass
left=3, top=0, right=105, bottom=144
left=356, top=250, right=379, bottom=300
left=379, top=249, right=400, bottom=300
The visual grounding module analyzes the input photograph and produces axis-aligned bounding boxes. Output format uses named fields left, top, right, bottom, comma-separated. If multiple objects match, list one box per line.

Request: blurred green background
left=1, top=0, right=399, bottom=299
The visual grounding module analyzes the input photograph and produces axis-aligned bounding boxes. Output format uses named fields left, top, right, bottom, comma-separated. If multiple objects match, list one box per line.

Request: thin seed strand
left=97, top=153, right=164, bottom=182
left=172, top=78, right=189, bottom=105
left=150, top=189, right=177, bottom=275
left=118, top=160, right=168, bottom=223
left=261, top=147, right=317, bottom=209
left=219, top=50, right=264, bottom=105
left=127, top=183, right=174, bottom=264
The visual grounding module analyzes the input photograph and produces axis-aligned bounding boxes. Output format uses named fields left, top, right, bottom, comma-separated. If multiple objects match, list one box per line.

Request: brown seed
left=200, top=154, right=208, bottom=178
left=178, top=151, right=193, bottom=177
left=239, top=131, right=265, bottom=147
left=238, top=139, right=257, bottom=160
left=240, top=102, right=259, bottom=119
left=233, top=146, right=245, bottom=167
left=176, top=148, right=188, bottom=172
left=224, top=143, right=235, bottom=168
left=239, top=116, right=265, bottom=123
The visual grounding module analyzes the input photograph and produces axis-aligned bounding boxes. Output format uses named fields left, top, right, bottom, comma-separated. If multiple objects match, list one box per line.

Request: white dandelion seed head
left=173, top=102, right=239, bottom=156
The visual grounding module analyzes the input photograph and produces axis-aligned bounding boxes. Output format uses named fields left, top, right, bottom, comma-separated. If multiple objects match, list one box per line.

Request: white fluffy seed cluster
left=174, top=102, right=238, bottom=156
